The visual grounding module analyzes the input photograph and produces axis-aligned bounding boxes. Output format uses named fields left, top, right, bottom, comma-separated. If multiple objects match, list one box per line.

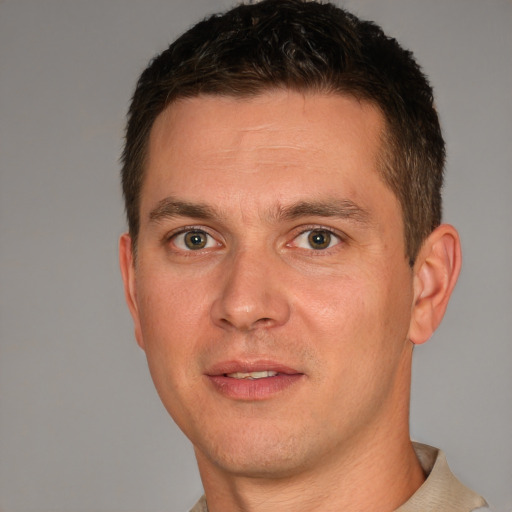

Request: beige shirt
left=397, top=443, right=488, bottom=512
left=189, top=443, right=488, bottom=512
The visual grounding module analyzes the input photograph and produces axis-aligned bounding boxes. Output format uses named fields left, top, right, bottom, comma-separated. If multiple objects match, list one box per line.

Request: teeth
left=226, top=371, right=278, bottom=380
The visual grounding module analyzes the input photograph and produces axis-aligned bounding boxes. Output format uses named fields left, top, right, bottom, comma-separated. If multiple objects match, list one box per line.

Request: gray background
left=1, top=0, right=510, bottom=511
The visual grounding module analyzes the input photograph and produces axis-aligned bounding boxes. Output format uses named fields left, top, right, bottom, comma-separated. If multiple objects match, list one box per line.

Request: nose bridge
left=211, top=243, right=290, bottom=331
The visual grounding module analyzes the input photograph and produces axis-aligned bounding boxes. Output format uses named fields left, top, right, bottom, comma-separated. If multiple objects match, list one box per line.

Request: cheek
left=135, top=274, right=209, bottom=384
left=296, top=265, right=412, bottom=360
left=138, top=271, right=210, bottom=337
left=134, top=274, right=211, bottom=425
left=295, top=272, right=374, bottom=339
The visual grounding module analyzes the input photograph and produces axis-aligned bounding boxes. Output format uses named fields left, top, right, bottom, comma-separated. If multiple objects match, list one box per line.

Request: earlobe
left=119, top=233, right=145, bottom=350
left=408, top=224, right=462, bottom=345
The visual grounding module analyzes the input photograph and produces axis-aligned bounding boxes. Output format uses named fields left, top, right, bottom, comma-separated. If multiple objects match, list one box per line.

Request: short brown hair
left=122, top=0, right=445, bottom=264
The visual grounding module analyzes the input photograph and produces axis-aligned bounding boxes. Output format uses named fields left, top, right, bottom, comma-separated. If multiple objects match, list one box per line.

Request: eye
left=293, top=229, right=341, bottom=250
left=172, top=230, right=218, bottom=251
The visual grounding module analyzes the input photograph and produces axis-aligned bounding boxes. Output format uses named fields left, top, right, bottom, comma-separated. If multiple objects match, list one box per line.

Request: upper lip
left=205, top=360, right=302, bottom=376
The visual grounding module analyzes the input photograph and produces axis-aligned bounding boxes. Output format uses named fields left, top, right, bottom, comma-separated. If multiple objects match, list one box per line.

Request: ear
left=408, top=224, right=462, bottom=345
left=119, top=233, right=145, bottom=350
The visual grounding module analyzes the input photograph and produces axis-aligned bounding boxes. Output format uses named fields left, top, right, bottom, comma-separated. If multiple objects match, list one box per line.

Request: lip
left=205, top=360, right=304, bottom=401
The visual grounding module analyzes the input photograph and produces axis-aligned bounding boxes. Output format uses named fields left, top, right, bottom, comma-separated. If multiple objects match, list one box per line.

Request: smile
left=206, top=362, right=304, bottom=400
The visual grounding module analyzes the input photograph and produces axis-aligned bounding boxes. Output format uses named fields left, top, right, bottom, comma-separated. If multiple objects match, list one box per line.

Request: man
left=119, top=1, right=488, bottom=510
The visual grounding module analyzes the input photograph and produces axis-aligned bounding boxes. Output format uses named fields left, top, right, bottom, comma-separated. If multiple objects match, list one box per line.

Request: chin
left=201, top=449, right=308, bottom=480
left=193, top=423, right=319, bottom=479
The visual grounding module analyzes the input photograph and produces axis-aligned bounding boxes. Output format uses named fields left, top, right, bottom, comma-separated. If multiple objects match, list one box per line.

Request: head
left=119, top=0, right=460, bottom=489
left=122, top=0, right=445, bottom=265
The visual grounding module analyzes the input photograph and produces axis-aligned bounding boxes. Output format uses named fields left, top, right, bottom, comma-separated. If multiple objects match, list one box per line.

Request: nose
left=210, top=249, right=291, bottom=331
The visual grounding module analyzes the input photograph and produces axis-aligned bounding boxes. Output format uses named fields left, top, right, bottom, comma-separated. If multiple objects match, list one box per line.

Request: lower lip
left=207, top=373, right=304, bottom=401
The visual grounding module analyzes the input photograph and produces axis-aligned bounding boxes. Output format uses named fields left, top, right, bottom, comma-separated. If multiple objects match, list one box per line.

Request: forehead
left=150, top=90, right=385, bottom=155
left=142, top=90, right=393, bottom=219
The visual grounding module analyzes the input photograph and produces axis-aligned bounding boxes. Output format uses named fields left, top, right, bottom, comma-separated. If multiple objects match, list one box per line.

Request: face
left=121, top=91, right=416, bottom=480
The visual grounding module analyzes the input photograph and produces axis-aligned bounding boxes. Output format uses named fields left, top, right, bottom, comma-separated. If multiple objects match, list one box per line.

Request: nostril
left=218, top=315, right=275, bottom=331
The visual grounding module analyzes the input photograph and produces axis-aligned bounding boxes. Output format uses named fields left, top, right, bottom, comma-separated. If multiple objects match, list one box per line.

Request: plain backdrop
left=1, top=1, right=511, bottom=511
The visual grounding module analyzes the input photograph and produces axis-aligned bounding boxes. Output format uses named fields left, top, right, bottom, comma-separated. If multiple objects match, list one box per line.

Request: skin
left=120, top=90, right=461, bottom=512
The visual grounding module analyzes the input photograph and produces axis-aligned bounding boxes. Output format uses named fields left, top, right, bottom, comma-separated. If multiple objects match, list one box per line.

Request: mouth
left=206, top=361, right=304, bottom=400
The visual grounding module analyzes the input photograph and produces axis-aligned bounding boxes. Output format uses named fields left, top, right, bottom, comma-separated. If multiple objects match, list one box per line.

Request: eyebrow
left=277, top=200, right=371, bottom=224
left=149, top=198, right=218, bottom=222
left=148, top=197, right=371, bottom=225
